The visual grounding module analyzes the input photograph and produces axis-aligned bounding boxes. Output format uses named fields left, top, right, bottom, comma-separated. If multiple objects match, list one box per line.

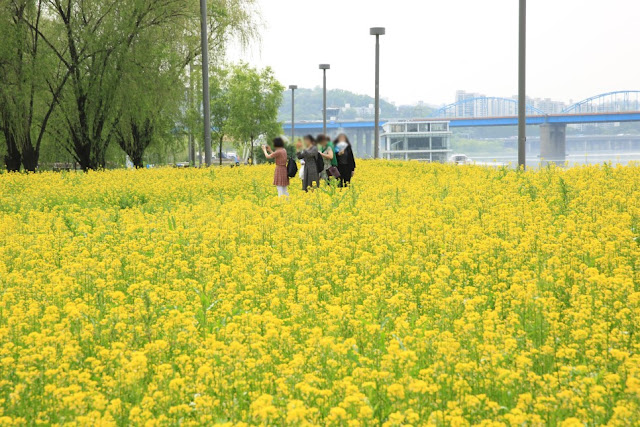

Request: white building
left=382, top=120, right=452, bottom=162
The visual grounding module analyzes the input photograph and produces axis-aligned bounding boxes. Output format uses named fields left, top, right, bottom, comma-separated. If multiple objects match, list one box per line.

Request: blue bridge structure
left=283, top=91, right=640, bottom=162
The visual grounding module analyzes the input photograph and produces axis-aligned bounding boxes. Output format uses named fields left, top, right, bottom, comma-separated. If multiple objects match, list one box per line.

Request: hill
left=278, top=88, right=433, bottom=122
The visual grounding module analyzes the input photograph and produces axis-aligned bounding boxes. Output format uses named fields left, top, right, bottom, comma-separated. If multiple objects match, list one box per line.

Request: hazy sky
left=231, top=0, right=639, bottom=106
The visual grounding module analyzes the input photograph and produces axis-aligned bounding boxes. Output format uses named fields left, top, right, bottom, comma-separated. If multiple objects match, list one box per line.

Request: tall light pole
left=518, top=0, right=526, bottom=169
left=319, top=64, right=330, bottom=135
left=200, top=0, right=212, bottom=166
left=370, top=27, right=385, bottom=159
left=219, top=119, right=223, bottom=166
left=189, top=61, right=195, bottom=167
left=289, top=85, right=297, bottom=144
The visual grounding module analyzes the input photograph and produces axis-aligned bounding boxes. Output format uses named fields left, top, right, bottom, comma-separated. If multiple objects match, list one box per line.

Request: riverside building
left=381, top=120, right=452, bottom=162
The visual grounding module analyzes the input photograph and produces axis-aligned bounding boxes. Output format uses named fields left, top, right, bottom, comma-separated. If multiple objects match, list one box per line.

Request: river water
left=466, top=151, right=640, bottom=168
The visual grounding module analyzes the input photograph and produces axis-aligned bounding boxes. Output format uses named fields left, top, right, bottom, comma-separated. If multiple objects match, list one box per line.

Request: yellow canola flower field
left=1, top=161, right=640, bottom=426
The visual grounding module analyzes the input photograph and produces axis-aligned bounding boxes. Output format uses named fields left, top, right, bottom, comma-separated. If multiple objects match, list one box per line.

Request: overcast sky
left=230, top=0, right=639, bottom=106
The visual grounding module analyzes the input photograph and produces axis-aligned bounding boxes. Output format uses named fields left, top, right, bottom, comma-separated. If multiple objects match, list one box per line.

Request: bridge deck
left=283, top=111, right=640, bottom=130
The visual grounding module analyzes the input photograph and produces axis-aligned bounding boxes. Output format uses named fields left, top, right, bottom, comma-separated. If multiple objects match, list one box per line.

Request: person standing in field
left=334, top=133, right=356, bottom=187
left=317, top=134, right=335, bottom=182
left=262, top=137, right=289, bottom=197
left=296, top=134, right=320, bottom=192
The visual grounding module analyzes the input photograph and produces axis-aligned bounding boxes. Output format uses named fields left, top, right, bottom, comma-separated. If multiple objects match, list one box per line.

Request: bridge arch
left=429, top=97, right=546, bottom=119
left=562, top=91, right=640, bottom=114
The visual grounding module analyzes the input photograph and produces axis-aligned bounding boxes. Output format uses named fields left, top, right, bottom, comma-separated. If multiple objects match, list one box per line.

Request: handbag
left=286, top=157, right=298, bottom=178
left=327, top=166, right=341, bottom=178
left=315, top=153, right=324, bottom=174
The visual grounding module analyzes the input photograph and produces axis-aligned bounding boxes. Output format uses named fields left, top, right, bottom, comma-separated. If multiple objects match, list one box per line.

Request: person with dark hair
left=296, top=134, right=320, bottom=192
left=262, top=137, right=289, bottom=197
left=317, top=134, right=335, bottom=182
left=334, top=133, right=356, bottom=187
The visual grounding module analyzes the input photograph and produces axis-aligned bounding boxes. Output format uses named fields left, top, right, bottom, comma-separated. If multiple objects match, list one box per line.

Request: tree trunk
left=250, top=136, right=254, bottom=165
left=71, top=135, right=108, bottom=171
left=132, top=152, right=144, bottom=168
left=75, top=140, right=92, bottom=172
left=21, top=140, right=38, bottom=172
left=130, top=119, right=151, bottom=168
left=3, top=131, right=22, bottom=172
left=93, top=145, right=107, bottom=170
left=4, top=151, right=22, bottom=172
left=115, top=118, right=152, bottom=169
left=219, top=136, right=224, bottom=166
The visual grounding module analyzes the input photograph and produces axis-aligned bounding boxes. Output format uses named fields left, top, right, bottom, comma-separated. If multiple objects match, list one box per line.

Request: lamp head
left=289, top=85, right=298, bottom=90
left=370, top=27, right=386, bottom=36
left=319, top=64, right=331, bottom=70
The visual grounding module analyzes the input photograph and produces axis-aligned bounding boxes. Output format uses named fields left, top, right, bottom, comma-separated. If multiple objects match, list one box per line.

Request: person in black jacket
left=334, top=133, right=356, bottom=187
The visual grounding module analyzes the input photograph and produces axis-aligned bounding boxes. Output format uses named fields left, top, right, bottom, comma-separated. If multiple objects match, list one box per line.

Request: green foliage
left=111, top=15, right=188, bottom=168
left=43, top=0, right=207, bottom=170
left=181, top=63, right=285, bottom=166
left=227, top=63, right=285, bottom=160
left=0, top=0, right=261, bottom=171
left=0, top=0, right=66, bottom=171
left=210, top=67, right=232, bottom=155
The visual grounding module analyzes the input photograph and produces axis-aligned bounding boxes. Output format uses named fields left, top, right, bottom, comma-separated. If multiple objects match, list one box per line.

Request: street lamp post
left=289, top=85, right=297, bottom=145
left=199, top=0, right=212, bottom=166
left=319, top=64, right=330, bottom=135
left=518, top=0, right=526, bottom=169
left=189, top=61, right=196, bottom=167
left=370, top=27, right=385, bottom=159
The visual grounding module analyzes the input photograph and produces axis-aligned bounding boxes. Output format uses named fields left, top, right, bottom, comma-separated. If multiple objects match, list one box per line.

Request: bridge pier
left=540, top=123, right=567, bottom=165
left=359, top=129, right=367, bottom=158
left=364, top=130, right=372, bottom=158
left=352, top=129, right=362, bottom=157
left=356, top=130, right=368, bottom=158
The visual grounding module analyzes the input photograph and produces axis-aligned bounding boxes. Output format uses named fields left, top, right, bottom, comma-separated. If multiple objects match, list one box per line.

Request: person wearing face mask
left=334, top=133, right=356, bottom=187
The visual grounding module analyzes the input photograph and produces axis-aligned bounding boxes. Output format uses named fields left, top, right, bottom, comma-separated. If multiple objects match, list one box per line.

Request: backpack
left=287, top=157, right=298, bottom=178
left=315, top=152, right=324, bottom=173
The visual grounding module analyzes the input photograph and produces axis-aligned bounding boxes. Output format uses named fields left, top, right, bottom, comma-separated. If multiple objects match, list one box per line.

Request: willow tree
left=113, top=0, right=260, bottom=168
left=0, top=0, right=68, bottom=171
left=1, top=0, right=260, bottom=171
left=111, top=25, right=185, bottom=168
left=31, top=0, right=190, bottom=170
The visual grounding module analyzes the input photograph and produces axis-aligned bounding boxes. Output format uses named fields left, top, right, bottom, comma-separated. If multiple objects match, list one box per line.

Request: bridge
left=283, top=91, right=640, bottom=163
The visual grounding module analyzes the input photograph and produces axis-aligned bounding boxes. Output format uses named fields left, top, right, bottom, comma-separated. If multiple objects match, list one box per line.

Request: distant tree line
left=278, top=87, right=433, bottom=122
left=0, top=0, right=283, bottom=171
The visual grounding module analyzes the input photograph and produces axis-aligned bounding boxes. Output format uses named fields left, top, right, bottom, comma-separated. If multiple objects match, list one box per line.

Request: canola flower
left=0, top=161, right=639, bottom=425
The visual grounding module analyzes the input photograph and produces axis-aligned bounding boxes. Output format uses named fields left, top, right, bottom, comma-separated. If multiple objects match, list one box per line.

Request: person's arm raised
left=262, top=146, right=276, bottom=159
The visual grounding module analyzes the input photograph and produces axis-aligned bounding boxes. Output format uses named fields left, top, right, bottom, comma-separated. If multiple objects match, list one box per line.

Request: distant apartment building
left=455, top=90, right=567, bottom=117
left=512, top=96, right=566, bottom=114
left=455, top=90, right=482, bottom=117
left=533, top=98, right=566, bottom=114
left=456, top=90, right=515, bottom=117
